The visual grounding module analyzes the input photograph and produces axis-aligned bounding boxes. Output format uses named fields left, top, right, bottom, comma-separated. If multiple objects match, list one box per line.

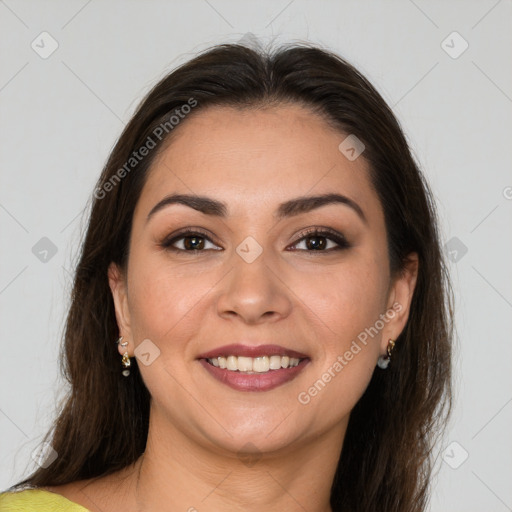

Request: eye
left=160, top=228, right=221, bottom=253
left=160, top=226, right=350, bottom=254
left=288, top=227, right=350, bottom=252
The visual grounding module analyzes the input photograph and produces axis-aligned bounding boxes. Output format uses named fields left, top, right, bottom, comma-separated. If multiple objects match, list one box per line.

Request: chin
left=197, top=407, right=309, bottom=455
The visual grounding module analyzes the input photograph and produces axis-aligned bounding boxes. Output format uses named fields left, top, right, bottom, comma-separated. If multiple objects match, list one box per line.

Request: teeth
left=253, top=356, right=269, bottom=373
left=269, top=355, right=281, bottom=370
left=237, top=356, right=253, bottom=372
left=207, top=355, right=302, bottom=373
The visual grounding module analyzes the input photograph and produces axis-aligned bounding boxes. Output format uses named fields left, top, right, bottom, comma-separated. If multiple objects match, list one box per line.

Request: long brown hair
left=7, top=42, right=453, bottom=512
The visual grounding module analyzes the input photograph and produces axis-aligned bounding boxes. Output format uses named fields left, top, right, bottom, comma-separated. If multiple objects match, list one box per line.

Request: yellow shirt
left=0, top=489, right=90, bottom=511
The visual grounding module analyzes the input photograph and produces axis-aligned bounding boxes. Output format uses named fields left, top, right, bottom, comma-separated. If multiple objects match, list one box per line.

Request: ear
left=381, top=252, right=419, bottom=353
left=108, top=262, right=133, bottom=357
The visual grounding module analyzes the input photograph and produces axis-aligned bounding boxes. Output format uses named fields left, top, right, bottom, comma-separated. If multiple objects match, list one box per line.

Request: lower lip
left=198, top=358, right=310, bottom=392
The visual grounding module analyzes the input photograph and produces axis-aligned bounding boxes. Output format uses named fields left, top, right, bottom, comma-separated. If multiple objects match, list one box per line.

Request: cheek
left=295, top=270, right=385, bottom=420
left=126, top=254, right=212, bottom=346
left=297, top=256, right=388, bottom=344
left=291, top=254, right=387, bottom=409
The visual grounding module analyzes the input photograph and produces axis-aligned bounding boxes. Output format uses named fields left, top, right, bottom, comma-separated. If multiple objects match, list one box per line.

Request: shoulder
left=0, top=487, right=91, bottom=511
left=0, top=463, right=139, bottom=512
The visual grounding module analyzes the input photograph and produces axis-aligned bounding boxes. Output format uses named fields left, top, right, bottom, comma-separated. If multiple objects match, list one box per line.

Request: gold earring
left=116, top=336, right=131, bottom=377
left=377, top=339, right=395, bottom=369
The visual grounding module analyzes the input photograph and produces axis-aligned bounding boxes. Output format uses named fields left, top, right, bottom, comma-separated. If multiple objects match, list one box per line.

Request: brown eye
left=289, top=228, right=350, bottom=252
left=160, top=228, right=222, bottom=253
left=303, top=236, right=329, bottom=250
left=182, top=235, right=206, bottom=250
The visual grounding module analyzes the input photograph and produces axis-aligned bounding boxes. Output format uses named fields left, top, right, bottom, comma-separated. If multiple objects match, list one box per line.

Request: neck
left=132, top=407, right=346, bottom=512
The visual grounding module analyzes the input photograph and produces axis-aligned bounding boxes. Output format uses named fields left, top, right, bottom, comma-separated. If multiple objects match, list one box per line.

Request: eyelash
left=160, top=227, right=350, bottom=254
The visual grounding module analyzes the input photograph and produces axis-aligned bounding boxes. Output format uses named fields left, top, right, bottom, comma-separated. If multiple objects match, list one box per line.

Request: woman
left=0, top=42, right=453, bottom=512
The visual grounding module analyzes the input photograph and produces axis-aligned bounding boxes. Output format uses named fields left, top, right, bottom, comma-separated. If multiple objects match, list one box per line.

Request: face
left=109, top=103, right=418, bottom=457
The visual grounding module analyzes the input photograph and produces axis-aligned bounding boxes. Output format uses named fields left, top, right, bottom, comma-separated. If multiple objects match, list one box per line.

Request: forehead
left=135, top=103, right=381, bottom=222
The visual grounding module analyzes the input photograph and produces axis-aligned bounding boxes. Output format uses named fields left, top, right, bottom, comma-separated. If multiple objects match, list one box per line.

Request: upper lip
left=197, top=344, right=309, bottom=360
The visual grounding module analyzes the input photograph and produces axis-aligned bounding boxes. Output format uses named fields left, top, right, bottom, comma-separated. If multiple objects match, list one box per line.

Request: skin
left=45, top=103, right=418, bottom=512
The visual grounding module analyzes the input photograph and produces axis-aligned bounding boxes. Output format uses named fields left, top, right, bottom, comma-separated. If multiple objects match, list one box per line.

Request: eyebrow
left=146, top=192, right=367, bottom=225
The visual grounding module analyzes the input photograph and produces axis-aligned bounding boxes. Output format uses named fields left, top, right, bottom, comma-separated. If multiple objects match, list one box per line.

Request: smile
left=207, top=355, right=302, bottom=373
left=197, top=344, right=310, bottom=392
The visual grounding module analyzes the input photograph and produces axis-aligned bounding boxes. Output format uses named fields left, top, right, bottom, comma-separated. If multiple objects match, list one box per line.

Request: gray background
left=1, top=1, right=511, bottom=510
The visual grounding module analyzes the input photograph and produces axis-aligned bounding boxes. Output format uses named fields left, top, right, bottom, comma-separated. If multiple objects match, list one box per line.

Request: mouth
left=197, top=344, right=310, bottom=392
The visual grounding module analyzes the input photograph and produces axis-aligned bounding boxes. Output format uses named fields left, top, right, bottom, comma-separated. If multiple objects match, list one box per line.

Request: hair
left=7, top=42, right=453, bottom=512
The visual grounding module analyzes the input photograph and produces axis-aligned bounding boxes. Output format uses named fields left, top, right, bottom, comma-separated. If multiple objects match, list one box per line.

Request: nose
left=216, top=246, right=293, bottom=325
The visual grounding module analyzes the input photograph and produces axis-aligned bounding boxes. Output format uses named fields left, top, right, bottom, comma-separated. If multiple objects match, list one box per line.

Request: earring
left=116, top=336, right=131, bottom=377
left=377, top=339, right=395, bottom=369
